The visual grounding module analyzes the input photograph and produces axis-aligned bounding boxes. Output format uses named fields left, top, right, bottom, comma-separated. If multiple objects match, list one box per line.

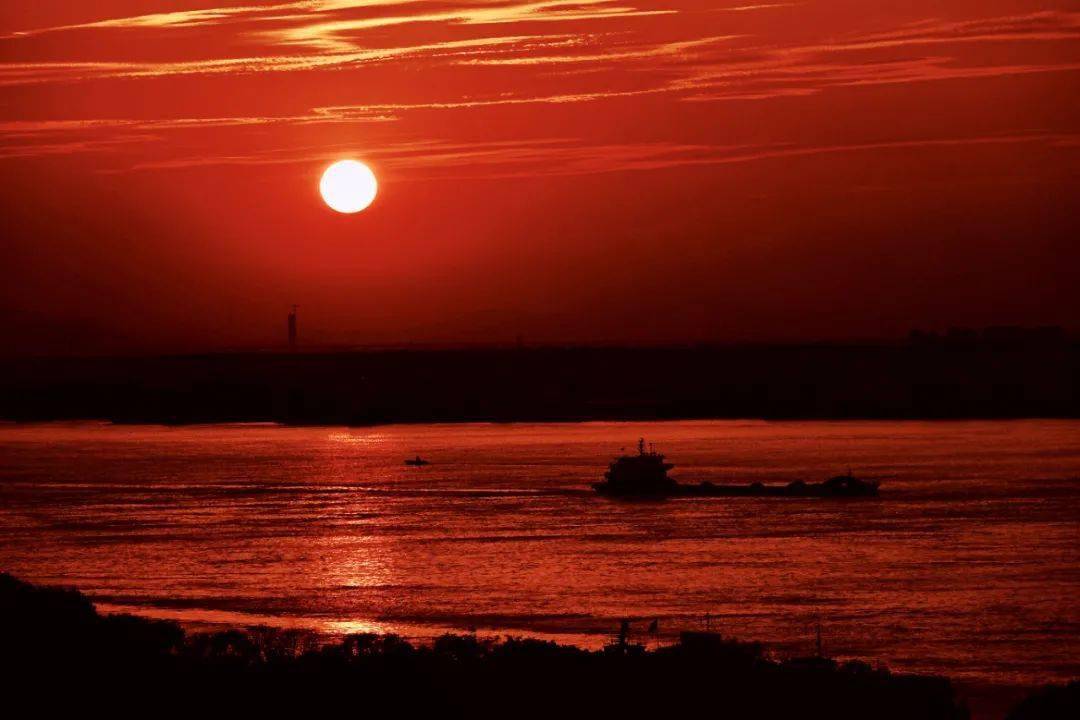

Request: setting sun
left=320, top=159, right=377, bottom=214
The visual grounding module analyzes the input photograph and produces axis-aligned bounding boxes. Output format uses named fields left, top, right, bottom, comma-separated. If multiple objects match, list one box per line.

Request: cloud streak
left=3, top=1, right=422, bottom=38
left=254, top=1, right=674, bottom=53
left=1, top=3, right=1077, bottom=185
left=98, top=131, right=1079, bottom=179
left=0, top=35, right=559, bottom=85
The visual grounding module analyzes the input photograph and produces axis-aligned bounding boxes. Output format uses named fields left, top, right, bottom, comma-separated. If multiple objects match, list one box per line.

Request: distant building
left=982, top=325, right=1065, bottom=346
left=909, top=325, right=1066, bottom=348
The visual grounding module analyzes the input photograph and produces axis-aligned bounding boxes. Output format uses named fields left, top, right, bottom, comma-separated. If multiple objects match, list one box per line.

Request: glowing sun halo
left=320, top=159, right=377, bottom=213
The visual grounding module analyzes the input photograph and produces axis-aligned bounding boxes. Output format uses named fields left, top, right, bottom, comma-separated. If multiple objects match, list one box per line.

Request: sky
left=1, top=1, right=1078, bottom=353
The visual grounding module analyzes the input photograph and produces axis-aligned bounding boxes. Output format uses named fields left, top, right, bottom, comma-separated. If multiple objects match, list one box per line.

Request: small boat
left=404, top=456, right=430, bottom=466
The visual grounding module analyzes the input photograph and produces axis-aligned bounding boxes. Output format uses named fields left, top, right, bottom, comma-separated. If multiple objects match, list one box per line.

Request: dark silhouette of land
left=0, top=573, right=974, bottom=718
left=2, top=573, right=1074, bottom=718
left=1006, top=683, right=1080, bottom=719
left=1, top=336, right=1077, bottom=425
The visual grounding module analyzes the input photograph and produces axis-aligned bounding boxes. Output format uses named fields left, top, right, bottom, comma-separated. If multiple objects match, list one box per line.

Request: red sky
left=1, top=1, right=1078, bottom=353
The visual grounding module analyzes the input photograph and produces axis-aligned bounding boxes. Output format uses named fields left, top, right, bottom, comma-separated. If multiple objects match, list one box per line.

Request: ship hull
left=593, top=481, right=879, bottom=499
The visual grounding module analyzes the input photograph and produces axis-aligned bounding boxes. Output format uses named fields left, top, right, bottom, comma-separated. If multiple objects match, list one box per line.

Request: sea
left=1, top=419, right=1077, bottom=694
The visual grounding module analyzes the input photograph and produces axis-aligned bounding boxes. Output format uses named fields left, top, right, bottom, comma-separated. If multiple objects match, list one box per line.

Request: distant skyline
left=2, top=2, right=1078, bottom=354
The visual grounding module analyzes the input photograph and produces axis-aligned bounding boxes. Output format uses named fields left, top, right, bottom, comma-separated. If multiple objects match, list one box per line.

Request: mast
left=288, top=304, right=299, bottom=350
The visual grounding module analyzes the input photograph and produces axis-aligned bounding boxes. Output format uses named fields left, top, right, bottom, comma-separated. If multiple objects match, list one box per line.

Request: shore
left=2, top=573, right=1074, bottom=718
left=3, top=344, right=1077, bottom=425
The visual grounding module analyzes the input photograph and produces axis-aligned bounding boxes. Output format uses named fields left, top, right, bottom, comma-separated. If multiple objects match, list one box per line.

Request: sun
left=320, top=159, right=378, bottom=213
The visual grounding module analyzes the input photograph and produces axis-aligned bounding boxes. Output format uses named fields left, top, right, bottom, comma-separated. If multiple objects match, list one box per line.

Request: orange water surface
left=1, top=419, right=1077, bottom=690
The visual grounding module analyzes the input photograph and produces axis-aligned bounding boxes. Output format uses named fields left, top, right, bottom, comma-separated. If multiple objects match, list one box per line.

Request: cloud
left=256, top=1, right=675, bottom=53
left=3, top=6, right=1075, bottom=91
left=1, top=4, right=1077, bottom=179
left=2, top=1, right=422, bottom=38
left=0, top=133, right=159, bottom=160
left=676, top=57, right=1080, bottom=103
left=663, top=11, right=1080, bottom=101
left=458, top=35, right=737, bottom=66
left=0, top=109, right=393, bottom=138
left=3, top=1, right=670, bottom=54
left=846, top=10, right=1080, bottom=46
left=0, top=35, right=556, bottom=85
left=391, top=132, right=1080, bottom=180
left=0, top=109, right=395, bottom=161
left=87, top=131, right=1078, bottom=178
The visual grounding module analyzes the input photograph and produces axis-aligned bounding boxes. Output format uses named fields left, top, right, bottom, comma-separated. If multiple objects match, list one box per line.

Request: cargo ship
left=593, top=440, right=879, bottom=499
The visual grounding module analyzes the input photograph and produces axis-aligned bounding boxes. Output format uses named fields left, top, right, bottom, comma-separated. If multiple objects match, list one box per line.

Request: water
left=0, top=420, right=1077, bottom=689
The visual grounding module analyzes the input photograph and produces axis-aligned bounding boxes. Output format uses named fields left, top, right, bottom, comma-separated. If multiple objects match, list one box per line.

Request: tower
left=288, top=305, right=298, bottom=349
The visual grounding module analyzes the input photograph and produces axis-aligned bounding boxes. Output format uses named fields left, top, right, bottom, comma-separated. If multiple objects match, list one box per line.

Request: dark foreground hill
left=0, top=572, right=1049, bottom=719
left=2, top=342, right=1078, bottom=424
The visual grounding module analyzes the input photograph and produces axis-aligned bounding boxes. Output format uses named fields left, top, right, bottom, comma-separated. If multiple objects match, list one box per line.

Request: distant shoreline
left=2, top=344, right=1078, bottom=425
